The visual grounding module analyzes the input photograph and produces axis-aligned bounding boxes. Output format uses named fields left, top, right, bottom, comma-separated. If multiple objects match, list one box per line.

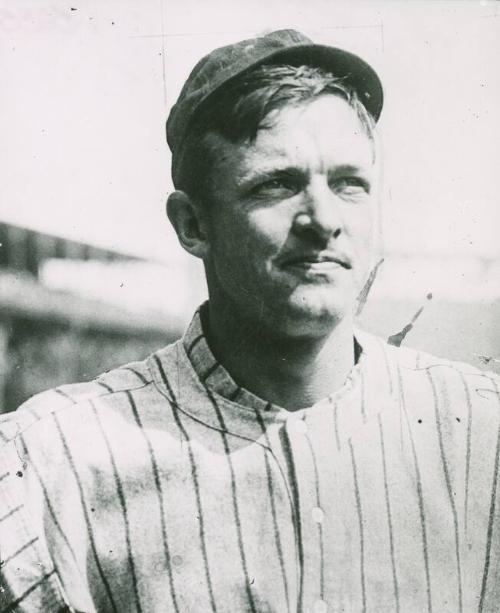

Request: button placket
left=283, top=414, right=327, bottom=611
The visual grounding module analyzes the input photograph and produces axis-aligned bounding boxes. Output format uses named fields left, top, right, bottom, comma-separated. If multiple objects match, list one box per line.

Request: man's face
left=202, top=94, right=378, bottom=338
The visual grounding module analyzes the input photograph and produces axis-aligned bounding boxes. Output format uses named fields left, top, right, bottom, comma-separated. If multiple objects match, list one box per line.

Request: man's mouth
left=280, top=252, right=352, bottom=270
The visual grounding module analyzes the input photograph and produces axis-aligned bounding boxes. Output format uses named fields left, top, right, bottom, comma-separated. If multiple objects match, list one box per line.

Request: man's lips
left=280, top=252, right=352, bottom=270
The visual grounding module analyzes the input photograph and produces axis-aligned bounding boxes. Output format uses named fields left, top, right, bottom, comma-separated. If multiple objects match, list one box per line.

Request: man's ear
left=166, top=190, right=209, bottom=259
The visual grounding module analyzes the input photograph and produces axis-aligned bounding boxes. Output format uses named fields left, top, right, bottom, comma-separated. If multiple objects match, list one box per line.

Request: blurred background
left=1, top=0, right=499, bottom=412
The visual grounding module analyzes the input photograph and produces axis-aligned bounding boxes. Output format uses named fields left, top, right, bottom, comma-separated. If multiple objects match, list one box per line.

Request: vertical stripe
left=0, top=504, right=22, bottom=524
left=207, top=391, right=257, bottom=613
left=54, top=388, right=75, bottom=402
left=397, top=365, right=433, bottom=613
left=18, top=436, right=78, bottom=566
left=124, top=391, right=180, bottom=613
left=331, top=399, right=341, bottom=452
left=360, top=370, right=366, bottom=422
left=377, top=414, right=400, bottom=612
left=202, top=363, right=219, bottom=382
left=377, top=340, right=403, bottom=451
left=457, top=372, right=473, bottom=536
left=305, top=436, right=325, bottom=599
left=1, top=537, right=39, bottom=567
left=478, top=377, right=500, bottom=612
left=171, top=408, right=219, bottom=612
left=426, top=371, right=463, bottom=612
left=20, top=407, right=44, bottom=428
left=186, top=333, right=204, bottom=356
left=378, top=338, right=394, bottom=395
left=228, top=387, right=242, bottom=402
left=280, top=427, right=304, bottom=612
left=97, top=381, right=114, bottom=394
left=152, top=355, right=217, bottom=612
left=54, top=384, right=116, bottom=403
left=122, top=367, right=149, bottom=385
left=254, top=405, right=291, bottom=611
left=1, top=570, right=56, bottom=613
left=349, top=439, right=366, bottom=613
left=91, top=402, right=142, bottom=613
left=52, top=413, right=118, bottom=613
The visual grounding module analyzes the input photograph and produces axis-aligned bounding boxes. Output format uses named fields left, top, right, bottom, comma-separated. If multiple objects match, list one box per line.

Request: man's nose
left=292, top=181, right=343, bottom=241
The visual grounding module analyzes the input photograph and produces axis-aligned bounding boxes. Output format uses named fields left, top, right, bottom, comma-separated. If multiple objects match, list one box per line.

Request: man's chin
left=269, top=289, right=352, bottom=337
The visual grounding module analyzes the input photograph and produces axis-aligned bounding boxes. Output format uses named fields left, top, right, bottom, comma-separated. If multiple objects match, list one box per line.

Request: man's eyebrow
left=330, top=164, right=371, bottom=175
left=237, top=165, right=304, bottom=185
left=237, top=161, right=373, bottom=187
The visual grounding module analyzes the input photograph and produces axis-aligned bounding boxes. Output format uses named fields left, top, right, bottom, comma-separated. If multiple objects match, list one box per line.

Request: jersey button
left=312, top=507, right=324, bottom=523
left=313, top=599, right=328, bottom=613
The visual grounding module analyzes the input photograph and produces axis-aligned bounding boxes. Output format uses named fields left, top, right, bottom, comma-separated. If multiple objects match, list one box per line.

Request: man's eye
left=333, top=177, right=370, bottom=195
left=252, top=178, right=297, bottom=196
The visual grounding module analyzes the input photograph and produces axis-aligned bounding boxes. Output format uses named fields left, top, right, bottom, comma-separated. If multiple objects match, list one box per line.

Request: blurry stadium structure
left=0, top=222, right=186, bottom=413
left=358, top=255, right=500, bottom=377
left=360, top=253, right=500, bottom=372
left=0, top=220, right=498, bottom=413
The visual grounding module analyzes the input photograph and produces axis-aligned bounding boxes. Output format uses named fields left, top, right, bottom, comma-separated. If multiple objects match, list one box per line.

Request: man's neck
left=203, top=301, right=356, bottom=411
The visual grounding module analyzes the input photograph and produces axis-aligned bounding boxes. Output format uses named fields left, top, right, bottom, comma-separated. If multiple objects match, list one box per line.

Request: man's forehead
left=207, top=96, right=376, bottom=179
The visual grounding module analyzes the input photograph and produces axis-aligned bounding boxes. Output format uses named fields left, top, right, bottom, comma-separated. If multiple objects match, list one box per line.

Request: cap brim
left=260, top=43, right=383, bottom=121
left=202, top=42, right=383, bottom=123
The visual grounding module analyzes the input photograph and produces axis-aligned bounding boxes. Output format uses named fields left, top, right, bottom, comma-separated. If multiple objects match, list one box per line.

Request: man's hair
left=176, top=64, right=376, bottom=204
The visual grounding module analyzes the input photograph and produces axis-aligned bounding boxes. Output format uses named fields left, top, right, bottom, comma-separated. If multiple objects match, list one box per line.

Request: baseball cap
left=167, top=29, right=383, bottom=185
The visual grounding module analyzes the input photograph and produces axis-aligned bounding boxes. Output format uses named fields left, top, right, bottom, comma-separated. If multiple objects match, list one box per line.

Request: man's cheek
left=350, top=238, right=373, bottom=287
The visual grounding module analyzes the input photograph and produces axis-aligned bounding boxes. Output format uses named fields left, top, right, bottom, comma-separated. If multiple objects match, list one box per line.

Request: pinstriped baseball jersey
left=1, top=306, right=499, bottom=612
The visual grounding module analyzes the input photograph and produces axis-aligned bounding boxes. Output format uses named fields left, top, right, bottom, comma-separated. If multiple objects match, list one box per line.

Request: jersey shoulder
left=0, top=347, right=168, bottom=446
left=387, top=336, right=498, bottom=389
left=361, top=330, right=500, bottom=430
left=360, top=328, right=498, bottom=383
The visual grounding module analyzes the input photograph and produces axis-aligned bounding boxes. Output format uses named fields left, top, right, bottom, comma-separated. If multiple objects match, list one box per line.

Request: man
left=0, top=29, right=499, bottom=613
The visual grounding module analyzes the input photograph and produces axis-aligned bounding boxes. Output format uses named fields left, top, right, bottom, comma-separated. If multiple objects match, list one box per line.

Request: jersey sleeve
left=0, top=414, right=70, bottom=612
